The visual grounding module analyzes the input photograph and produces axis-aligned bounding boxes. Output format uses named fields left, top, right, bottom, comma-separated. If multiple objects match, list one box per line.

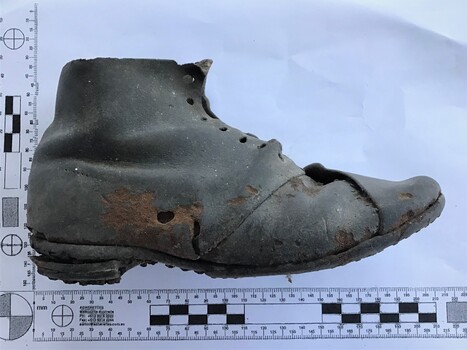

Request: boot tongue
left=194, top=59, right=213, bottom=76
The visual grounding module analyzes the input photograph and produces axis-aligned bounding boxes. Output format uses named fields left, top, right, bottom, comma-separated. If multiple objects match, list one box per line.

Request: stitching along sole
left=29, top=193, right=444, bottom=285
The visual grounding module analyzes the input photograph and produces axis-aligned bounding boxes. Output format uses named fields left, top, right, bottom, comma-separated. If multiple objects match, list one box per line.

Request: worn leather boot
left=27, top=58, right=445, bottom=285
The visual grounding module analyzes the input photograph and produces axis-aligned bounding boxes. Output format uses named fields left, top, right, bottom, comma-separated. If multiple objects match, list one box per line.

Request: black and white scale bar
left=149, top=301, right=438, bottom=326
left=150, top=303, right=245, bottom=326
left=321, top=302, right=437, bottom=323
left=4, top=96, right=20, bottom=115
left=3, top=96, right=21, bottom=153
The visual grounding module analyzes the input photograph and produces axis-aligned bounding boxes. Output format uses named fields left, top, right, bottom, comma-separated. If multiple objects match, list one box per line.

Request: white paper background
left=0, top=0, right=466, bottom=349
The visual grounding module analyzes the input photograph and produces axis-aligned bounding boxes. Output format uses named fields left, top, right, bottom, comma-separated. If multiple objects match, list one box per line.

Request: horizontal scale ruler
left=32, top=287, right=467, bottom=341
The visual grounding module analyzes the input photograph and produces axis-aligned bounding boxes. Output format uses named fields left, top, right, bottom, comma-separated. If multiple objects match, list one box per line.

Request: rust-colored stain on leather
left=396, top=209, right=415, bottom=228
left=289, top=177, right=321, bottom=197
left=245, top=185, right=259, bottom=195
left=334, top=230, right=356, bottom=250
left=399, top=192, right=413, bottom=200
left=100, top=188, right=202, bottom=234
left=227, top=185, right=259, bottom=205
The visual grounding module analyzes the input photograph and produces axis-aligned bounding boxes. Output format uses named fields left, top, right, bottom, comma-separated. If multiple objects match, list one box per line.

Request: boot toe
left=201, top=168, right=444, bottom=276
left=339, top=173, right=443, bottom=235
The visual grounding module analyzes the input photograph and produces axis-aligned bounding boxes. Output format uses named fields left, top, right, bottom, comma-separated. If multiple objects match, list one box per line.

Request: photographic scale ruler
left=0, top=3, right=466, bottom=345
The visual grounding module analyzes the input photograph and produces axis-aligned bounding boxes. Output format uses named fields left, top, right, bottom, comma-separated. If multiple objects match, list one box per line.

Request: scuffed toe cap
left=304, top=163, right=443, bottom=234
left=339, top=173, right=442, bottom=234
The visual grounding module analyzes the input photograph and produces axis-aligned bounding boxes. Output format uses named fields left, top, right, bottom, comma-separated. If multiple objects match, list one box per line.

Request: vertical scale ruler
left=0, top=3, right=38, bottom=342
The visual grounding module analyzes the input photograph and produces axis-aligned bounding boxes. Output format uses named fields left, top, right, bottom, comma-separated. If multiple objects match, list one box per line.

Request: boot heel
left=31, top=255, right=138, bottom=285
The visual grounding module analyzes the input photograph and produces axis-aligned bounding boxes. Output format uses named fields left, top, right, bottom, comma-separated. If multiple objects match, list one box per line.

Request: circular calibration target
left=0, top=293, right=33, bottom=340
left=2, top=28, right=26, bottom=50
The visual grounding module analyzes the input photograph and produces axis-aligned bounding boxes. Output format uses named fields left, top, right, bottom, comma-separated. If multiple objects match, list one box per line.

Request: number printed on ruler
left=33, top=287, right=467, bottom=341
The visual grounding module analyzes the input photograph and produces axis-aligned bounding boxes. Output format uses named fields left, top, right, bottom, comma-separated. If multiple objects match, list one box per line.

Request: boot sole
left=29, top=193, right=444, bottom=285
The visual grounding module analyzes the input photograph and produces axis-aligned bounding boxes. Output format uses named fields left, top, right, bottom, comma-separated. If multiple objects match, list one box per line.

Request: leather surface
left=27, top=58, right=442, bottom=266
left=27, top=59, right=303, bottom=258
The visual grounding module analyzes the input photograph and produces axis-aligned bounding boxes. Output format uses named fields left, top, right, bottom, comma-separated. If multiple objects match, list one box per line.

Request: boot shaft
left=38, top=58, right=213, bottom=162
left=55, top=58, right=206, bottom=126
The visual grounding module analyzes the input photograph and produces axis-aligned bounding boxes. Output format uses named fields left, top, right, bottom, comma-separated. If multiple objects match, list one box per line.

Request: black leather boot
left=27, top=58, right=445, bottom=285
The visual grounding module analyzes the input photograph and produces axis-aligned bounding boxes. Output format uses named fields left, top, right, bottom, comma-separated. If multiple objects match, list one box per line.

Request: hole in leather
left=201, top=117, right=208, bottom=121
left=192, top=220, right=201, bottom=255
left=183, top=74, right=194, bottom=84
left=304, top=164, right=348, bottom=185
left=157, top=211, right=175, bottom=223
left=219, top=127, right=228, bottom=131
left=239, top=136, right=247, bottom=143
left=186, top=98, right=194, bottom=105
left=258, top=143, right=266, bottom=149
